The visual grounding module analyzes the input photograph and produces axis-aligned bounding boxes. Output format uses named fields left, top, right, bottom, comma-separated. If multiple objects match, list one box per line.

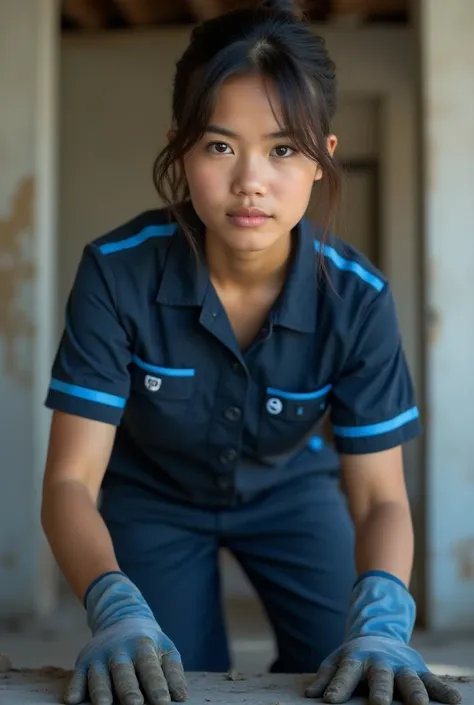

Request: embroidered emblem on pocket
left=144, top=375, right=162, bottom=392
left=266, top=397, right=283, bottom=416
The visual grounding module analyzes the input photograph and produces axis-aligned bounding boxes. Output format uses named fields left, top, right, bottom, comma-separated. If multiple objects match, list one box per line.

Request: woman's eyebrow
left=204, top=124, right=290, bottom=139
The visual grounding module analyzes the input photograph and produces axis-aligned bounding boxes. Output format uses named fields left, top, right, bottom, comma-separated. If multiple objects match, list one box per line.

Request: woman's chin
left=221, top=230, right=284, bottom=254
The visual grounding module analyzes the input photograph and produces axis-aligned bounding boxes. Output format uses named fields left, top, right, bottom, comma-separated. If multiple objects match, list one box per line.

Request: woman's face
left=183, top=74, right=336, bottom=255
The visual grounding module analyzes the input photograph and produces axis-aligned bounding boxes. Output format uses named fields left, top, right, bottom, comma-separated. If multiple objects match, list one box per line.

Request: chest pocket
left=125, top=356, right=195, bottom=450
left=129, top=355, right=195, bottom=407
left=257, top=383, right=331, bottom=458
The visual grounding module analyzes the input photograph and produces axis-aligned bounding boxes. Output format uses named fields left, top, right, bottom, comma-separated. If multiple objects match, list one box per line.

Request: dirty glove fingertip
left=420, top=673, right=462, bottom=705
left=63, top=669, right=88, bottom=705
left=305, top=661, right=338, bottom=699
left=322, top=690, right=350, bottom=704
left=162, top=655, right=188, bottom=702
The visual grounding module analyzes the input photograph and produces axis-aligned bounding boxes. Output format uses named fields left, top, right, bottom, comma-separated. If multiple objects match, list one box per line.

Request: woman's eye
left=208, top=142, right=232, bottom=154
left=271, top=145, right=296, bottom=158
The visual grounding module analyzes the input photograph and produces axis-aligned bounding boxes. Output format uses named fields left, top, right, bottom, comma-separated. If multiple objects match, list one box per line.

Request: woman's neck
left=205, top=230, right=292, bottom=293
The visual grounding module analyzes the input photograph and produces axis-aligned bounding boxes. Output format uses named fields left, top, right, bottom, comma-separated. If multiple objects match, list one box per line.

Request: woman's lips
left=227, top=207, right=272, bottom=228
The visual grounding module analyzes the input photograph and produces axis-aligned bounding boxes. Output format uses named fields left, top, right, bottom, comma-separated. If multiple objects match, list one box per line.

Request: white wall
left=420, top=0, right=474, bottom=629
left=0, top=0, right=58, bottom=616
left=58, top=30, right=187, bottom=316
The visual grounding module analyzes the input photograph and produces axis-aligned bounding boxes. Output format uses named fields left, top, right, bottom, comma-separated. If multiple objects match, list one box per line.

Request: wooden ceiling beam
left=331, top=0, right=408, bottom=14
left=61, top=0, right=410, bottom=30
left=186, top=0, right=228, bottom=21
left=62, top=0, right=114, bottom=30
left=115, top=0, right=189, bottom=25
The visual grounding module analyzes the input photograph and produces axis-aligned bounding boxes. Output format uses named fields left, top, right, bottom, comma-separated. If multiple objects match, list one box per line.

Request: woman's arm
left=307, top=446, right=461, bottom=704
left=341, top=445, right=414, bottom=586
left=41, top=410, right=120, bottom=601
left=41, top=410, right=188, bottom=705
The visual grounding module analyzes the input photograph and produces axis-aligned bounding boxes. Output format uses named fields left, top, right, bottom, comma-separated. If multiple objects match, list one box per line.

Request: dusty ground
left=1, top=669, right=474, bottom=705
left=1, top=595, right=474, bottom=678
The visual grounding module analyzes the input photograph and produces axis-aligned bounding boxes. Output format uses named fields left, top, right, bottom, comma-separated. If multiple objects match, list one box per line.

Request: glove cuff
left=354, top=569, right=408, bottom=591
left=85, top=571, right=157, bottom=635
left=83, top=570, right=125, bottom=607
left=346, top=571, right=416, bottom=644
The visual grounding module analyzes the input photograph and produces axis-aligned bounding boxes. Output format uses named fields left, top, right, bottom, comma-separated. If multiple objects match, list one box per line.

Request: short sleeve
left=329, top=284, right=421, bottom=454
left=45, top=244, right=132, bottom=425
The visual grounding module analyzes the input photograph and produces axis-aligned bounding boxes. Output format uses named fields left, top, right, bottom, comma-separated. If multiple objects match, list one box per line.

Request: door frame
left=340, top=158, right=381, bottom=265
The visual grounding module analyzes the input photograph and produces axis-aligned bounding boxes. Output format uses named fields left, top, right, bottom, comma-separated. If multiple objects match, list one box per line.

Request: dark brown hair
left=153, top=0, right=341, bottom=248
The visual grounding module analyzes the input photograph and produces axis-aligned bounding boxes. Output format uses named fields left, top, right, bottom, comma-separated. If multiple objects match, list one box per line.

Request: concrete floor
left=2, top=670, right=474, bottom=705
left=1, top=594, right=474, bottom=678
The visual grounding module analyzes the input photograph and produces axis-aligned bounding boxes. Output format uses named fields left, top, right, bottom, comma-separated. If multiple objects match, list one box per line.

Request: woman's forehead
left=208, top=74, right=286, bottom=137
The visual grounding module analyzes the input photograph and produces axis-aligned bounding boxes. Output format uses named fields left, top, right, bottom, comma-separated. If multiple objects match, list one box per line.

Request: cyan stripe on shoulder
left=98, top=223, right=177, bottom=255
left=333, top=406, right=419, bottom=438
left=314, top=240, right=384, bottom=292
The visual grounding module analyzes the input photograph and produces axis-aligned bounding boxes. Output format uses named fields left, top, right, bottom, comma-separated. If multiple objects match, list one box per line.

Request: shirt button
left=232, top=360, right=244, bottom=373
left=216, top=476, right=232, bottom=490
left=219, top=448, right=238, bottom=464
left=224, top=406, right=242, bottom=422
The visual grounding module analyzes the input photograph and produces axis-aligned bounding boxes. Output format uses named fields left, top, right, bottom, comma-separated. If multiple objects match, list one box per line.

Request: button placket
left=219, top=447, right=238, bottom=464
left=216, top=475, right=232, bottom=490
left=209, top=359, right=249, bottom=490
left=224, top=405, right=242, bottom=422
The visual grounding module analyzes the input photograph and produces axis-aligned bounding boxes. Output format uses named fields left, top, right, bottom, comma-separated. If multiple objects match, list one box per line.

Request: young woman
left=41, top=2, right=461, bottom=705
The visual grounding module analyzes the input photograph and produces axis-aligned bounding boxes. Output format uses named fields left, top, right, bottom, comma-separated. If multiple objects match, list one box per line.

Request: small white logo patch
left=266, top=397, right=283, bottom=416
left=145, top=375, right=162, bottom=392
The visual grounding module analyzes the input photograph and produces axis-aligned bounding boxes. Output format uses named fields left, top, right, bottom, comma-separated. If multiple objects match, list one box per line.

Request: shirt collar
left=269, top=217, right=318, bottom=333
left=155, top=203, right=209, bottom=307
left=156, top=204, right=318, bottom=333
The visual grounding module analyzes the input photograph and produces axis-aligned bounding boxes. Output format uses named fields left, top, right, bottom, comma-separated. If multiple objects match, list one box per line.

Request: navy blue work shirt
left=45, top=203, right=421, bottom=506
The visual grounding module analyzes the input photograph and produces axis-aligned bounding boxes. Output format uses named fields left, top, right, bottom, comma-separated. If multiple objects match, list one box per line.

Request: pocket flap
left=131, top=355, right=195, bottom=400
left=264, top=384, right=331, bottom=421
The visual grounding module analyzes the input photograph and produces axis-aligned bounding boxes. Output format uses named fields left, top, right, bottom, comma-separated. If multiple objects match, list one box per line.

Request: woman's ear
left=327, top=134, right=338, bottom=156
left=314, top=134, right=338, bottom=182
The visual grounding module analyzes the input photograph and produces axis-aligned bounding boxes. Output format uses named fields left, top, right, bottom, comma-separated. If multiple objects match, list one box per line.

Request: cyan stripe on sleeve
left=49, top=378, right=127, bottom=409
left=333, top=407, right=419, bottom=439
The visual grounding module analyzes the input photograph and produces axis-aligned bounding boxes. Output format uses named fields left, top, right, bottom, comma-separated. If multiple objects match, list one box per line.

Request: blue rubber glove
left=305, top=571, right=461, bottom=705
left=64, top=572, right=187, bottom=705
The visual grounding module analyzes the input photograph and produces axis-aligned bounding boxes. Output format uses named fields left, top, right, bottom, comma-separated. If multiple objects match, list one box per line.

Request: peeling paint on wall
left=0, top=176, right=36, bottom=386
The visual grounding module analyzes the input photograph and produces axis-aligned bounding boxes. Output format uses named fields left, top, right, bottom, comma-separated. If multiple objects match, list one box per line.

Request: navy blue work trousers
left=100, top=473, right=356, bottom=673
